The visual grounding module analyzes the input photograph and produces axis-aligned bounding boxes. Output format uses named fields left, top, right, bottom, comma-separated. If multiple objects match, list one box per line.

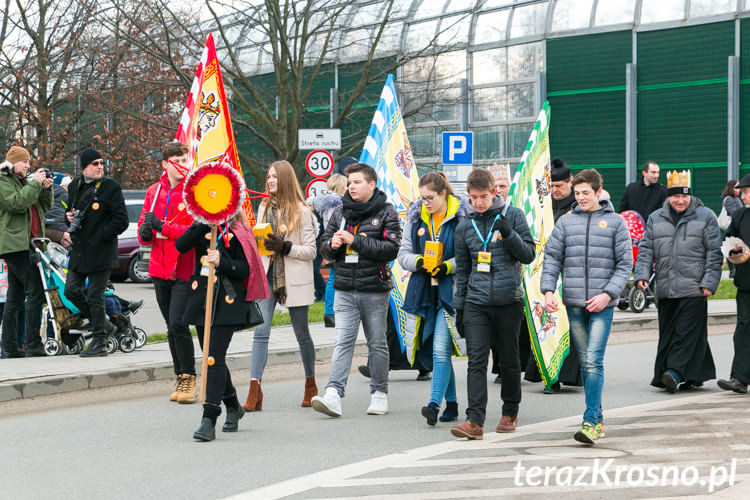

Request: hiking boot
left=324, top=314, right=335, bottom=328
left=718, top=378, right=748, bottom=394
left=177, top=374, right=198, bottom=404
left=170, top=375, right=185, bottom=402
left=358, top=365, right=371, bottom=378
left=311, top=387, right=342, bottom=417
left=574, top=422, right=597, bottom=445
left=301, top=377, right=318, bottom=407
left=421, top=402, right=439, bottom=426
left=367, top=391, right=388, bottom=415
left=661, top=370, right=680, bottom=393
left=450, top=420, right=483, bottom=440
left=80, top=337, right=108, bottom=357
left=222, top=405, right=244, bottom=432
left=439, top=401, right=458, bottom=422
left=496, top=415, right=519, bottom=433
left=242, top=379, right=263, bottom=411
left=543, top=382, right=561, bottom=394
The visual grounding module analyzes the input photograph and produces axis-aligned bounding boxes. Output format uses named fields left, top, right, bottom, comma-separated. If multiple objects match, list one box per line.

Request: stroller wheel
left=64, top=336, right=85, bottom=355
left=133, top=328, right=147, bottom=349
left=105, top=335, right=119, bottom=354
left=43, top=338, right=62, bottom=356
left=629, top=287, right=648, bottom=313
left=119, top=334, right=137, bottom=353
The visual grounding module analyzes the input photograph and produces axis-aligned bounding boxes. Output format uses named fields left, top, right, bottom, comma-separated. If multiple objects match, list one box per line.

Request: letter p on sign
left=442, top=132, right=473, bottom=166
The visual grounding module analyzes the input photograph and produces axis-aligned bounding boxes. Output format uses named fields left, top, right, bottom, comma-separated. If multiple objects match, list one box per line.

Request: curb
left=0, top=341, right=369, bottom=403
left=611, top=309, right=734, bottom=332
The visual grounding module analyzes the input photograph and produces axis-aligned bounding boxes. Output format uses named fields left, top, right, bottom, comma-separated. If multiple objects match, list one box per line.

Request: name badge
left=200, top=255, right=210, bottom=276
left=431, top=277, right=438, bottom=286
left=477, top=251, right=491, bottom=273
left=345, top=245, right=359, bottom=264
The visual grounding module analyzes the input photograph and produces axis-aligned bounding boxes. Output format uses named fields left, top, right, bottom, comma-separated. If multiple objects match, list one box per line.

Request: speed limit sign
left=306, top=178, right=328, bottom=199
left=305, top=150, right=334, bottom=178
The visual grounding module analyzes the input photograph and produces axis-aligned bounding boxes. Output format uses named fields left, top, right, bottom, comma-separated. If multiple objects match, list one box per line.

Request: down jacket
left=453, top=195, right=535, bottom=309
left=541, top=200, right=632, bottom=307
left=634, top=197, right=722, bottom=299
left=320, top=189, right=401, bottom=293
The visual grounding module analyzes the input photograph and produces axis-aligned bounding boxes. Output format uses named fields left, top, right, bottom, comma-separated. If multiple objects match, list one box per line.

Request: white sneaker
left=311, top=387, right=342, bottom=417
left=366, top=391, right=388, bottom=415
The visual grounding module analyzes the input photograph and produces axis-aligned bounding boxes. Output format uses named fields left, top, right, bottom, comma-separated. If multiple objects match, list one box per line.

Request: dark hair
left=572, top=169, right=603, bottom=192
left=466, top=168, right=494, bottom=193
left=642, top=161, right=658, bottom=173
left=162, top=142, right=188, bottom=161
left=419, top=171, right=454, bottom=196
left=722, top=179, right=739, bottom=198
left=344, top=162, right=377, bottom=183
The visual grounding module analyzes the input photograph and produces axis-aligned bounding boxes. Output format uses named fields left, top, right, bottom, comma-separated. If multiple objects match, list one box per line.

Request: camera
left=67, top=209, right=83, bottom=234
left=42, top=168, right=54, bottom=179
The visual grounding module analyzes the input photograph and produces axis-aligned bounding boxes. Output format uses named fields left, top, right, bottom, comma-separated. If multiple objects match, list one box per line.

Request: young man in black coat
left=619, top=161, right=668, bottom=222
left=65, top=148, right=129, bottom=357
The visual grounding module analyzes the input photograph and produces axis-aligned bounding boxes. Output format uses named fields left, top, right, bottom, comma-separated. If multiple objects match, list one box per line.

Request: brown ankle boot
left=301, top=377, right=318, bottom=407
left=242, top=379, right=263, bottom=411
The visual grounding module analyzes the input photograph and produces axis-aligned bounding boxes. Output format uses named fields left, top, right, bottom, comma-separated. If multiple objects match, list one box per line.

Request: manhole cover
left=526, top=446, right=628, bottom=458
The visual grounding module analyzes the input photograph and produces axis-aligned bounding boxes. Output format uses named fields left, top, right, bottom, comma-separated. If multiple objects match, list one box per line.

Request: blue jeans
left=324, top=268, right=335, bottom=316
left=565, top=306, right=614, bottom=425
left=429, top=309, right=456, bottom=405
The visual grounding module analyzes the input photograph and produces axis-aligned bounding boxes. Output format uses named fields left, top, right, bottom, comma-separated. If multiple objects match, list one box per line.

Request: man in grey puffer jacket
left=541, top=169, right=632, bottom=444
left=634, top=170, right=721, bottom=394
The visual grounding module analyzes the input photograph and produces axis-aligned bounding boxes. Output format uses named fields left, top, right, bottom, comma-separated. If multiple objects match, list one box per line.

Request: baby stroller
left=617, top=211, right=656, bottom=313
left=31, top=238, right=145, bottom=355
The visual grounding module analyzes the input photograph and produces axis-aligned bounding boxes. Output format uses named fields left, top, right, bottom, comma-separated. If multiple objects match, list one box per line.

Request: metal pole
left=460, top=78, right=469, bottom=131
left=536, top=71, right=547, bottom=111
left=625, top=63, right=637, bottom=186
left=729, top=56, right=740, bottom=181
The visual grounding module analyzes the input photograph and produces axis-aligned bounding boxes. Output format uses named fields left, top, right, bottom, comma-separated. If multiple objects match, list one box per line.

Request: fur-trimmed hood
left=0, top=160, right=15, bottom=174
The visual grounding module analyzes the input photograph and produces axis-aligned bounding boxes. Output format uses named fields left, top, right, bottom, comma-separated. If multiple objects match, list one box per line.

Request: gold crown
left=667, top=170, right=691, bottom=189
left=488, top=162, right=511, bottom=182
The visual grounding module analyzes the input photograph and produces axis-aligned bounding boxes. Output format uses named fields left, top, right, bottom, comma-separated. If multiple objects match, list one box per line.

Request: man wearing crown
left=634, top=170, right=722, bottom=392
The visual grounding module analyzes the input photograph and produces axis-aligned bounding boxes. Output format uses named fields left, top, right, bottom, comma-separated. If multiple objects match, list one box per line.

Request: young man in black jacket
left=450, top=168, right=535, bottom=440
left=619, top=161, right=668, bottom=222
left=65, top=148, right=129, bottom=357
left=311, top=163, right=402, bottom=418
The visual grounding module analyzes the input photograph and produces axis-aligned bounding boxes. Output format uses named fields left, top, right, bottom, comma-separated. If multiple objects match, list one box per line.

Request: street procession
left=2, top=1, right=750, bottom=498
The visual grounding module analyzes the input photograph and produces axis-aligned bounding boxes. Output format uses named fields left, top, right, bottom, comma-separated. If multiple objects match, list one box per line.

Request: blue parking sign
left=442, top=132, right=473, bottom=166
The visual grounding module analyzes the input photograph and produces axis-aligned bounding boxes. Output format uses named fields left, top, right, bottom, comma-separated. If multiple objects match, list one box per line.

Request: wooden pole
left=199, top=225, right=218, bottom=403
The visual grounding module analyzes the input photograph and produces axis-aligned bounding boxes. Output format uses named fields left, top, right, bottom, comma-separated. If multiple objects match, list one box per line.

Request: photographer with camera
left=65, top=148, right=129, bottom=357
left=0, top=146, right=54, bottom=358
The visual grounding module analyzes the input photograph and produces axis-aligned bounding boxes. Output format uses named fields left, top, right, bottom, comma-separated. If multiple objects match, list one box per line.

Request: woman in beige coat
left=243, top=160, right=319, bottom=411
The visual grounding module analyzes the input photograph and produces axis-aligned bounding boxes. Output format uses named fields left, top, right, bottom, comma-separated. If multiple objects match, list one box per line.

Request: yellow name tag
left=345, top=245, right=359, bottom=264
left=477, top=251, right=491, bottom=273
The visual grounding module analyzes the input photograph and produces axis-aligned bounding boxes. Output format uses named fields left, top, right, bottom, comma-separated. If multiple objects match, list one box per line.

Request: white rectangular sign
left=298, top=129, right=341, bottom=150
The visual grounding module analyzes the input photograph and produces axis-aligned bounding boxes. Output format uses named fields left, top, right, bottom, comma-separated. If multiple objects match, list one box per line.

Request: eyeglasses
left=90, top=160, right=104, bottom=166
left=423, top=195, right=437, bottom=203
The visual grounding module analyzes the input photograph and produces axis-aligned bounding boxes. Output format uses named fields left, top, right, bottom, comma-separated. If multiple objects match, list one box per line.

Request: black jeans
left=731, top=290, right=750, bottom=384
left=153, top=277, right=195, bottom=376
left=464, top=301, right=523, bottom=426
left=312, top=255, right=325, bottom=300
left=64, top=268, right=110, bottom=339
left=197, top=324, right=237, bottom=406
left=0, top=250, right=44, bottom=353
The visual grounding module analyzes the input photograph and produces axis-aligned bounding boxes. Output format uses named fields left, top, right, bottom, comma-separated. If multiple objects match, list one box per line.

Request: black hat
left=550, top=158, right=571, bottom=182
left=737, top=173, right=750, bottom=189
left=80, top=148, right=102, bottom=169
left=336, top=156, right=358, bottom=176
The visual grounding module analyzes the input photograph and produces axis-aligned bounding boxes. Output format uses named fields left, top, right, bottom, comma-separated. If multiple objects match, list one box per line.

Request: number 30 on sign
left=305, top=150, right=334, bottom=178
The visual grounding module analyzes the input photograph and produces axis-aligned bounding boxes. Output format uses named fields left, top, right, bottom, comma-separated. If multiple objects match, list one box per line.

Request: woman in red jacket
left=137, top=142, right=197, bottom=403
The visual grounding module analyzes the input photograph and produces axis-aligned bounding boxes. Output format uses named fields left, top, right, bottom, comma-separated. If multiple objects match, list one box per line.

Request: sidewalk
left=0, top=299, right=737, bottom=403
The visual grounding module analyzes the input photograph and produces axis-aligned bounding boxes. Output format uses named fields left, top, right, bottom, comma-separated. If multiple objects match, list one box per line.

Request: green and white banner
left=509, top=102, right=570, bottom=387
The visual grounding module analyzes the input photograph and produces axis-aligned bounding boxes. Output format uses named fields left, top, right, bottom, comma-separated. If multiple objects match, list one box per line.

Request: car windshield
left=126, top=203, right=143, bottom=223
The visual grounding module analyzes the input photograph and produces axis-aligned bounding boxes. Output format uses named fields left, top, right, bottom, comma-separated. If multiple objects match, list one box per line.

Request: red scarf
left=230, top=220, right=269, bottom=301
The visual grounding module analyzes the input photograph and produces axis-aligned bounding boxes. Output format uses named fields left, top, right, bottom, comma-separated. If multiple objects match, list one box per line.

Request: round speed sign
left=306, top=178, right=328, bottom=199
left=305, top=150, right=334, bottom=178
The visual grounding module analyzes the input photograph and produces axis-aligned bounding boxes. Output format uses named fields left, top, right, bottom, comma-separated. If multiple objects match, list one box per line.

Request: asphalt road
left=0, top=331, right=736, bottom=499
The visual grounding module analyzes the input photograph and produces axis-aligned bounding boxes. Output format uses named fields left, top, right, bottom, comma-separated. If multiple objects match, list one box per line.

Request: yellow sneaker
left=177, top=374, right=198, bottom=404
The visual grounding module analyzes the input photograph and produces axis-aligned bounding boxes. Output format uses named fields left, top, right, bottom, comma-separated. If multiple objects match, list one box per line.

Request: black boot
left=193, top=403, right=221, bottom=441
left=439, top=401, right=458, bottom=422
left=421, top=402, right=439, bottom=426
left=79, top=336, right=108, bottom=357
left=324, top=314, right=335, bottom=328
left=222, top=394, right=245, bottom=432
left=24, top=339, right=47, bottom=357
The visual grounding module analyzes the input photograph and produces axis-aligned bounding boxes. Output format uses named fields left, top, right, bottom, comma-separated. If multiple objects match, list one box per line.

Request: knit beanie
left=6, top=146, right=30, bottom=164
left=80, top=148, right=103, bottom=169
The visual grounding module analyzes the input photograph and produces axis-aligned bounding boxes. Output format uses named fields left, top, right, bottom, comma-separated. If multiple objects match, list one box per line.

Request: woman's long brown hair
left=261, top=160, right=307, bottom=232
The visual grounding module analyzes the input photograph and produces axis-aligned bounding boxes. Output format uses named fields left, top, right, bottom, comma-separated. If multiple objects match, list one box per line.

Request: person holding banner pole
left=398, top=172, right=468, bottom=426
left=450, top=169, right=535, bottom=439
left=541, top=169, right=632, bottom=445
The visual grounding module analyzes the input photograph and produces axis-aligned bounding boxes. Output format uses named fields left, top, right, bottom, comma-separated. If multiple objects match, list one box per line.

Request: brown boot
left=450, top=420, right=483, bottom=440
left=301, top=377, right=318, bottom=407
left=242, top=379, right=263, bottom=411
left=496, top=415, right=519, bottom=433
left=177, top=374, right=198, bottom=404
left=170, top=375, right=185, bottom=402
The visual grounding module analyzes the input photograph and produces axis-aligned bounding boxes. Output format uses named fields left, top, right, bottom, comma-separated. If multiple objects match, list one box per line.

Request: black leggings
left=197, top=324, right=237, bottom=406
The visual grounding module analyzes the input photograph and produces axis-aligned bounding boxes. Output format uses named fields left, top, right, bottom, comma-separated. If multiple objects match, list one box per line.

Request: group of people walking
left=4, top=138, right=748, bottom=445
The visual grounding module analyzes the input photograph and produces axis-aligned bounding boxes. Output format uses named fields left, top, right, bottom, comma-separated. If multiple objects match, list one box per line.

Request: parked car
left=113, top=191, right=150, bottom=283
